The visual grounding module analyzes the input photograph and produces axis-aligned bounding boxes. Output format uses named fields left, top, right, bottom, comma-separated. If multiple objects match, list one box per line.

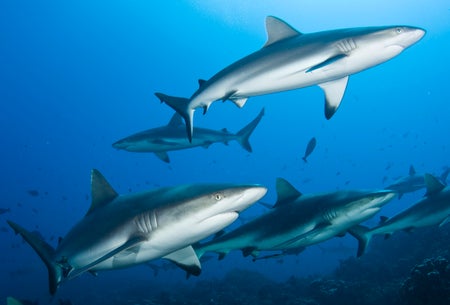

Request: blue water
left=1, top=0, right=449, bottom=303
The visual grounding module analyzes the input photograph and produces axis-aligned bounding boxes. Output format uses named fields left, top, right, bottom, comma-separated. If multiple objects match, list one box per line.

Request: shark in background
left=7, top=169, right=266, bottom=294
left=385, top=165, right=450, bottom=198
left=155, top=16, right=425, bottom=141
left=350, top=174, right=450, bottom=257
left=194, top=178, right=395, bottom=264
left=113, top=108, right=264, bottom=163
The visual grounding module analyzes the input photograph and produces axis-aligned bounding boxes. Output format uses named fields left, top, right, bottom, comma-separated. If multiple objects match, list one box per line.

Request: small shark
left=7, top=169, right=266, bottom=294
left=385, top=165, right=450, bottom=198
left=194, top=178, right=395, bottom=262
left=113, top=108, right=264, bottom=163
left=350, top=174, right=450, bottom=257
left=155, top=16, right=425, bottom=141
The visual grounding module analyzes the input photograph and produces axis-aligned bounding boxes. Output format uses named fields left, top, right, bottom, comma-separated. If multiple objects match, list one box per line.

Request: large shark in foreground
left=113, top=108, right=264, bottom=163
left=156, top=16, right=425, bottom=141
left=194, top=178, right=395, bottom=263
left=7, top=169, right=266, bottom=294
left=350, top=174, right=450, bottom=257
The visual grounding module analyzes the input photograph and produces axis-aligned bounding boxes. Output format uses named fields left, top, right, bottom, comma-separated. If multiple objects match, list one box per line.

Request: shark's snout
left=233, top=186, right=267, bottom=212
left=398, top=26, right=426, bottom=48
left=112, top=140, right=127, bottom=150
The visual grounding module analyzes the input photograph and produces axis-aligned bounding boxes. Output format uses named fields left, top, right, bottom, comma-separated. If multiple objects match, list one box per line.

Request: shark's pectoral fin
left=163, top=246, right=201, bottom=276
left=154, top=151, right=170, bottom=163
left=306, top=54, right=347, bottom=73
left=230, top=96, right=248, bottom=108
left=318, top=76, right=349, bottom=120
left=68, top=235, right=147, bottom=280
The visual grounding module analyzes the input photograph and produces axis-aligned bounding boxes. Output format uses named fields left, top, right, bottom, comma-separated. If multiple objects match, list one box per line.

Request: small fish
left=27, top=190, right=39, bottom=197
left=0, top=208, right=11, bottom=215
left=302, top=137, right=317, bottom=163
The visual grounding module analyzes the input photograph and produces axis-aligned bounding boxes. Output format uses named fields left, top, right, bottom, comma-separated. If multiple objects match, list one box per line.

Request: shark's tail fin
left=154, top=93, right=194, bottom=142
left=348, top=224, right=373, bottom=257
left=235, top=108, right=265, bottom=153
left=7, top=220, right=62, bottom=295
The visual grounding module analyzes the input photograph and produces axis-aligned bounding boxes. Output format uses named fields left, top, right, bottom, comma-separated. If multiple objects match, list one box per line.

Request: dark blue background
left=1, top=0, right=449, bottom=302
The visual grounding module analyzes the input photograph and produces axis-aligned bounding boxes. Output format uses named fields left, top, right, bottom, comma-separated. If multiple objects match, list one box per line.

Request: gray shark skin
left=7, top=169, right=266, bottom=295
left=155, top=16, right=425, bottom=141
left=350, top=174, right=450, bottom=257
left=194, top=178, right=395, bottom=263
left=113, top=108, right=264, bottom=163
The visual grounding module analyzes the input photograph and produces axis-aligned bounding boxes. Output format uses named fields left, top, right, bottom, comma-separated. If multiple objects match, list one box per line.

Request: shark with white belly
left=156, top=16, right=425, bottom=141
left=194, top=178, right=395, bottom=262
left=113, top=108, right=264, bottom=163
left=7, top=169, right=266, bottom=294
left=350, top=174, right=450, bottom=257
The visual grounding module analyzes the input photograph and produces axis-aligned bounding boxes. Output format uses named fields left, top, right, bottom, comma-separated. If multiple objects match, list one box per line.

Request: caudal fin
left=348, top=224, right=372, bottom=257
left=7, top=220, right=62, bottom=295
left=235, top=108, right=265, bottom=152
left=154, top=93, right=194, bottom=142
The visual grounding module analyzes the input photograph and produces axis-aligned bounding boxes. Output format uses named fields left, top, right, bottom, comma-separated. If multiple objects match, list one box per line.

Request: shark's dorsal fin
left=163, top=246, right=201, bottom=276
left=87, top=169, right=119, bottom=216
left=274, top=178, right=302, bottom=208
left=198, top=79, right=207, bottom=88
left=409, top=165, right=416, bottom=176
left=264, top=16, right=301, bottom=47
left=424, top=173, right=445, bottom=196
left=167, top=113, right=184, bottom=127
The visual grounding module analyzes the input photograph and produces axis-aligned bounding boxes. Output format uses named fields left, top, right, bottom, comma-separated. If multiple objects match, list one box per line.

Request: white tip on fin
left=318, top=76, right=349, bottom=120
left=264, top=16, right=301, bottom=47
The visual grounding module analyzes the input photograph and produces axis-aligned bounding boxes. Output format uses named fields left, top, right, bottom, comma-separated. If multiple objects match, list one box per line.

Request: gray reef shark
left=7, top=169, right=266, bottom=294
left=350, top=174, right=450, bottom=257
left=385, top=165, right=449, bottom=198
left=155, top=16, right=425, bottom=141
left=194, top=178, right=395, bottom=262
left=113, top=108, right=264, bottom=163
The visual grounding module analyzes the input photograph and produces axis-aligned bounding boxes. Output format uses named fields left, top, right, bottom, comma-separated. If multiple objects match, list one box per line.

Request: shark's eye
left=214, top=193, right=223, bottom=201
left=396, top=27, right=403, bottom=34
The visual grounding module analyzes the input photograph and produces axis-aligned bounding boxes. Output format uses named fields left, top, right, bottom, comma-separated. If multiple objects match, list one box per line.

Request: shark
left=194, top=178, right=395, bottom=262
left=350, top=174, right=450, bottom=257
left=112, top=108, right=264, bottom=163
left=385, top=165, right=450, bottom=198
left=7, top=169, right=267, bottom=294
left=155, top=16, right=425, bottom=141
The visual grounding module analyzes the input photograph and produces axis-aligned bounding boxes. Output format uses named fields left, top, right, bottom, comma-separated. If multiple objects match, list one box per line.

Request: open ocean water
left=1, top=1, right=450, bottom=304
